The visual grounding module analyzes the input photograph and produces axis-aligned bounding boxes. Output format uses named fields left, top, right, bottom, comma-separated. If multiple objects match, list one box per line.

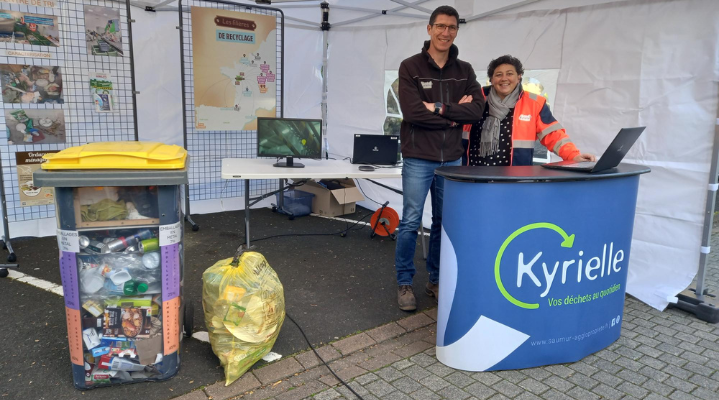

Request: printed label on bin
left=159, top=222, right=181, bottom=246
left=60, top=251, right=79, bottom=309
left=163, top=297, right=180, bottom=355
left=161, top=243, right=180, bottom=301
left=65, top=307, right=84, bottom=365
left=57, top=229, right=79, bottom=253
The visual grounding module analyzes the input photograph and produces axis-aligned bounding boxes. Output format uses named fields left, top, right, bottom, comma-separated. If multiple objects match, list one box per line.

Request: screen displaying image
left=257, top=118, right=322, bottom=159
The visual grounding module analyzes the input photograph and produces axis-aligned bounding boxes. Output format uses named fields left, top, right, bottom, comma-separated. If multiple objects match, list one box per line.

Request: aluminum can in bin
left=85, top=240, right=107, bottom=254
left=103, top=229, right=153, bottom=253
left=79, top=235, right=90, bottom=249
left=103, top=237, right=131, bottom=253
left=139, top=238, right=159, bottom=253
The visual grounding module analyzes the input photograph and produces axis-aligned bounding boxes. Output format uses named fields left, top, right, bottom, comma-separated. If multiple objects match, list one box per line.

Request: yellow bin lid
left=41, top=141, right=187, bottom=170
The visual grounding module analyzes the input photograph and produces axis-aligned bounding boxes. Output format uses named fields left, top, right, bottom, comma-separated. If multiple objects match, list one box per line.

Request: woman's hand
left=573, top=153, right=597, bottom=162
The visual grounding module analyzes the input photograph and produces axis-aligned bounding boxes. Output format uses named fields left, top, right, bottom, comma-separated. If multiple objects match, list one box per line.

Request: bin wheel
left=192, top=224, right=200, bottom=232
left=288, top=215, right=295, bottom=221
left=271, top=206, right=277, bottom=212
left=0, top=269, right=8, bottom=278
left=7, top=253, right=16, bottom=263
left=183, top=301, right=194, bottom=338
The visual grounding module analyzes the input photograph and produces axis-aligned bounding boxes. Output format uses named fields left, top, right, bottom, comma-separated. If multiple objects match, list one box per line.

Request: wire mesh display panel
left=179, top=0, right=283, bottom=202
left=0, top=0, right=137, bottom=223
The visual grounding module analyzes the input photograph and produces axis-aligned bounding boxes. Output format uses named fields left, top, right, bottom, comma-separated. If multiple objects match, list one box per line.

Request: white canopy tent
left=7, top=0, right=719, bottom=313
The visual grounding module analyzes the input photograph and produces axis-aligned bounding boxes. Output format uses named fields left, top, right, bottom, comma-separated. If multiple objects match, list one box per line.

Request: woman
left=463, top=55, right=595, bottom=166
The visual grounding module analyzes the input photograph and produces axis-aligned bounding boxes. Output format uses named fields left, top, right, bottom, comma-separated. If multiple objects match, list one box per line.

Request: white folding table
left=221, top=158, right=403, bottom=247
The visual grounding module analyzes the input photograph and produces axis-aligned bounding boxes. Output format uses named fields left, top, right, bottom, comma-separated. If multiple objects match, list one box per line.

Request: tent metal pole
left=320, top=2, right=329, bottom=159
left=695, top=107, right=719, bottom=299
left=285, top=15, right=317, bottom=25
left=330, top=5, right=427, bottom=19
left=322, top=29, right=329, bottom=158
left=465, top=0, right=542, bottom=22
left=389, top=0, right=432, bottom=14
left=671, top=82, right=719, bottom=323
left=331, top=0, right=430, bottom=28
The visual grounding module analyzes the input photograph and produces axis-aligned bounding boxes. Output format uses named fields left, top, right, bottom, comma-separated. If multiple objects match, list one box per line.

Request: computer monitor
left=257, top=117, right=322, bottom=168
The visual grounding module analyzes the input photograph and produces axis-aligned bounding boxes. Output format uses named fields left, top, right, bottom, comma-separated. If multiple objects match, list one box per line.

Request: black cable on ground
left=285, top=312, right=365, bottom=400
left=242, top=212, right=373, bottom=245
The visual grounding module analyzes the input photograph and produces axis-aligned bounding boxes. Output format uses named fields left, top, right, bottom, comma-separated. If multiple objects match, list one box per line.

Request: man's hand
left=424, top=95, right=473, bottom=112
left=573, top=153, right=597, bottom=162
left=458, top=95, right=473, bottom=104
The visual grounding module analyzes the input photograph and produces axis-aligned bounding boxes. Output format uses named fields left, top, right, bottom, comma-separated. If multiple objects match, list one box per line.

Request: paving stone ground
left=174, top=226, right=719, bottom=400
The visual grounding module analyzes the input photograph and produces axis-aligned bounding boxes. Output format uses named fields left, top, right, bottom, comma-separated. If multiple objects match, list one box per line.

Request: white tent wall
left=324, top=0, right=719, bottom=310
left=555, top=0, right=718, bottom=309
left=3, top=0, right=715, bottom=313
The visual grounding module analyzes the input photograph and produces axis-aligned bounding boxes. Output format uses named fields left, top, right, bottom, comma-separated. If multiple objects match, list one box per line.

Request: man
left=395, top=5, right=484, bottom=311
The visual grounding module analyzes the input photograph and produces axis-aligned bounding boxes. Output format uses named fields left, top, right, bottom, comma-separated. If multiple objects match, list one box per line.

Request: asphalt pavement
left=0, top=207, right=435, bottom=399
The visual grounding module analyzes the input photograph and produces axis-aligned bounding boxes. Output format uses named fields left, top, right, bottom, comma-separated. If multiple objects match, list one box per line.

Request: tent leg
left=669, top=86, right=719, bottom=323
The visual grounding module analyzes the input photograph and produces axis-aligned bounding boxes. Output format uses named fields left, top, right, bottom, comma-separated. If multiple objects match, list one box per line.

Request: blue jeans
left=395, top=157, right=461, bottom=286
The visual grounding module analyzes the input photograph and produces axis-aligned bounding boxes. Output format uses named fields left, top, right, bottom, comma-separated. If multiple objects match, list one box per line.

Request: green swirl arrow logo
left=495, top=222, right=575, bottom=309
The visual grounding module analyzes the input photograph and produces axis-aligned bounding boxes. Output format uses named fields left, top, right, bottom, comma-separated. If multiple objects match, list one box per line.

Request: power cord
left=354, top=179, right=384, bottom=206
left=240, top=215, right=374, bottom=400
left=228, top=243, right=368, bottom=400
left=369, top=163, right=403, bottom=169
left=241, top=211, right=373, bottom=245
left=328, top=152, right=352, bottom=162
left=285, top=313, right=366, bottom=400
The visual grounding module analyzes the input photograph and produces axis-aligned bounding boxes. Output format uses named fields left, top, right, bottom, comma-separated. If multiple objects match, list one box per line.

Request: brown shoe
left=398, top=285, right=416, bottom=311
left=425, top=282, right=439, bottom=302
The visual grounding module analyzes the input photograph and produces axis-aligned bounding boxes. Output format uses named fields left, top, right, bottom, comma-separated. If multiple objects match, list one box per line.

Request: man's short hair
left=429, top=5, right=459, bottom=26
left=487, top=55, right=525, bottom=77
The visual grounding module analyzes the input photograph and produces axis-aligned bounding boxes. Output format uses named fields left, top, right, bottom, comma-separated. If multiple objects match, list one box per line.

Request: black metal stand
left=669, top=106, right=719, bottom=323
left=670, top=289, right=719, bottom=323
left=0, top=156, right=16, bottom=264
left=184, top=188, right=199, bottom=231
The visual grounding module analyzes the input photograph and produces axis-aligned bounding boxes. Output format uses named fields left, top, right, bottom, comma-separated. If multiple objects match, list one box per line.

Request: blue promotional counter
left=433, top=164, right=649, bottom=371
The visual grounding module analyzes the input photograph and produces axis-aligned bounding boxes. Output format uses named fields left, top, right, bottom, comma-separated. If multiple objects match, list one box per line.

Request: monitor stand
left=273, top=157, right=304, bottom=168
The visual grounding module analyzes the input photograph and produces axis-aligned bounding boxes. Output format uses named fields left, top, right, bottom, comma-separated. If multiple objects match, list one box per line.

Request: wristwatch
left=433, top=102, right=443, bottom=115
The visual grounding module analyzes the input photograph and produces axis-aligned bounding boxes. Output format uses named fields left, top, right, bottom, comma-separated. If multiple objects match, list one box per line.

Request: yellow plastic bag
left=202, top=251, right=285, bottom=385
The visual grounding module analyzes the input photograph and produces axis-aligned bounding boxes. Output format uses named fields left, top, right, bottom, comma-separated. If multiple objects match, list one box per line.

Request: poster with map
left=191, top=7, right=277, bottom=131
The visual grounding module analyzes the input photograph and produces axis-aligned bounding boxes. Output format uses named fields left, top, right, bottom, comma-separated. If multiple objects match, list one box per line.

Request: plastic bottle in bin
left=102, top=229, right=153, bottom=253
left=122, top=280, right=149, bottom=295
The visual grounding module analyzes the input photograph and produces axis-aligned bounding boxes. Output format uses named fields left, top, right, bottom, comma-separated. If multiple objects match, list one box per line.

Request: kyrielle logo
left=495, top=222, right=626, bottom=310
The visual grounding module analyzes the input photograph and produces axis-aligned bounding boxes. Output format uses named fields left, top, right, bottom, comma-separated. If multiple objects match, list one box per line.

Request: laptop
left=352, top=134, right=399, bottom=165
left=541, top=127, right=645, bottom=173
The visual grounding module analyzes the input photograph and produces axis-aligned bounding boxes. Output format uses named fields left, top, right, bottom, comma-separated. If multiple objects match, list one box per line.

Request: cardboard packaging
left=297, top=179, right=364, bottom=217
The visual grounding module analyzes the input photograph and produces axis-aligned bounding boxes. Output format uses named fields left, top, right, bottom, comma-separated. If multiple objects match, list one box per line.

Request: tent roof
left=131, top=0, right=630, bottom=28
